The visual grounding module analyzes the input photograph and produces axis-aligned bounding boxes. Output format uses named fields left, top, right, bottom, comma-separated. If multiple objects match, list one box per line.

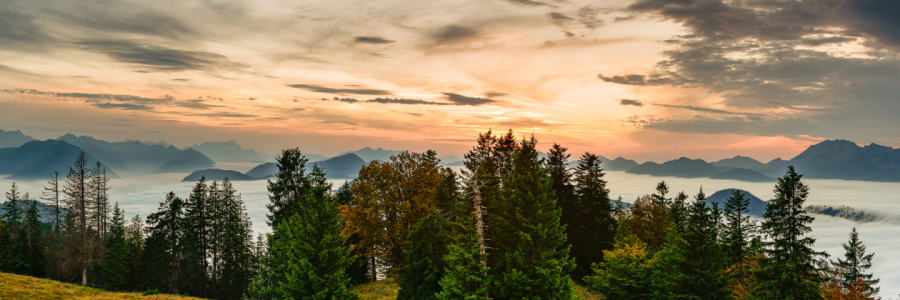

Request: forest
left=0, top=129, right=883, bottom=300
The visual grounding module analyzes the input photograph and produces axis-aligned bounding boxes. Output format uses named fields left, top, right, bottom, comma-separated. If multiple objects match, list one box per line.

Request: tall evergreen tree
left=652, top=181, right=670, bottom=207
left=144, top=191, right=184, bottom=295
left=397, top=212, right=450, bottom=300
left=64, top=152, right=92, bottom=286
left=104, top=203, right=130, bottom=290
left=836, top=228, right=880, bottom=296
left=669, top=191, right=689, bottom=234
left=547, top=144, right=576, bottom=252
left=275, top=166, right=358, bottom=300
left=214, top=178, right=255, bottom=300
left=42, top=171, right=63, bottom=280
left=266, top=148, right=310, bottom=232
left=21, top=199, right=47, bottom=278
left=438, top=219, right=490, bottom=300
left=491, top=136, right=575, bottom=300
left=569, top=152, right=615, bottom=280
left=182, top=177, right=210, bottom=297
left=722, top=189, right=757, bottom=265
left=2, top=183, right=26, bottom=274
left=680, top=188, right=729, bottom=298
left=649, top=225, right=689, bottom=299
left=753, top=166, right=825, bottom=299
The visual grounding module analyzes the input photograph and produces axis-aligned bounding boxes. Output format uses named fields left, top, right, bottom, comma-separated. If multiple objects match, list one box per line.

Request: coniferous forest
left=0, top=129, right=884, bottom=299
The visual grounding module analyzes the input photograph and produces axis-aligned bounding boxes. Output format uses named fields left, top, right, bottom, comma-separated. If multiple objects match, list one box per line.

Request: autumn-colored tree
left=342, top=150, right=443, bottom=274
left=624, top=194, right=670, bottom=250
left=820, top=259, right=881, bottom=300
left=589, top=225, right=656, bottom=299
left=726, top=254, right=764, bottom=299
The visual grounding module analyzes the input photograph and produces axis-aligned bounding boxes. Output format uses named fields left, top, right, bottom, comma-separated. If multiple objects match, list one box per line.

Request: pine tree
left=266, top=148, right=311, bottom=232
left=214, top=178, right=255, bottom=299
left=64, top=152, right=92, bottom=286
left=275, top=166, right=358, bottom=300
left=547, top=144, right=576, bottom=258
left=104, top=203, right=130, bottom=290
left=652, top=181, right=670, bottom=207
left=397, top=212, right=450, bottom=300
left=753, top=166, right=825, bottom=299
left=2, top=183, right=26, bottom=274
left=722, top=189, right=757, bottom=265
left=124, top=214, right=144, bottom=290
left=680, top=188, right=729, bottom=298
left=569, top=152, right=615, bottom=280
left=42, top=171, right=63, bottom=281
left=649, top=226, right=689, bottom=299
left=144, top=191, right=184, bottom=295
left=836, top=228, right=880, bottom=296
left=491, top=136, right=575, bottom=300
left=669, top=191, right=689, bottom=234
left=438, top=220, right=490, bottom=300
left=182, top=177, right=210, bottom=297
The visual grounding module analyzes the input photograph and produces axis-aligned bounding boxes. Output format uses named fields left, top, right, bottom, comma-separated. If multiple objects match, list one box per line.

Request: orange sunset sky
left=1, top=0, right=899, bottom=161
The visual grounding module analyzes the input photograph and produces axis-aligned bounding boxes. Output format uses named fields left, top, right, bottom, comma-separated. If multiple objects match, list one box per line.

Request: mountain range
left=0, top=140, right=116, bottom=180
left=0, top=129, right=36, bottom=148
left=183, top=153, right=367, bottom=182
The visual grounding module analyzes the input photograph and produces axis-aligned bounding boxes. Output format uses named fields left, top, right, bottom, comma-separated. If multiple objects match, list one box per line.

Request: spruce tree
left=547, top=144, right=576, bottom=257
left=21, top=199, right=47, bottom=278
left=669, top=191, right=689, bottom=234
left=215, top=178, right=255, bottom=299
left=836, top=228, right=880, bottom=296
left=275, top=166, right=358, bottom=300
left=182, top=177, right=210, bottom=297
left=569, top=152, right=615, bottom=280
left=649, top=225, right=689, bottom=299
left=722, top=189, right=757, bottom=265
left=266, top=148, right=310, bottom=232
left=144, top=191, right=184, bottom=294
left=652, top=181, right=670, bottom=207
left=2, top=183, right=26, bottom=274
left=753, top=166, right=825, bottom=299
left=680, top=189, right=729, bottom=298
left=491, top=136, right=575, bottom=300
left=42, top=171, right=63, bottom=281
left=64, top=152, right=92, bottom=286
left=104, top=203, right=130, bottom=290
left=397, top=212, right=450, bottom=300
left=438, top=221, right=490, bottom=300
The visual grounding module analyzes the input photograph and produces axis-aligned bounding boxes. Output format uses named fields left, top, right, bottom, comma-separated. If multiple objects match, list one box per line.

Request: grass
left=349, top=276, right=604, bottom=300
left=0, top=272, right=203, bottom=300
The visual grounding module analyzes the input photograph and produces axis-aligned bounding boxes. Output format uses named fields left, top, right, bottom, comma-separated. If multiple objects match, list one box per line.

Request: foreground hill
left=705, top=189, right=767, bottom=217
left=349, top=277, right=603, bottom=300
left=0, top=272, right=201, bottom=300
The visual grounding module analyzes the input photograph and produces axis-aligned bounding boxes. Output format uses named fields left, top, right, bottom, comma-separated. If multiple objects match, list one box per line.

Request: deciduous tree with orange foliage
left=341, top=150, right=443, bottom=274
left=624, top=194, right=670, bottom=250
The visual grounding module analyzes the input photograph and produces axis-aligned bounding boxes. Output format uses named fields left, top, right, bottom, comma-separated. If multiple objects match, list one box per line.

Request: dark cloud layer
left=354, top=36, right=395, bottom=44
left=619, top=99, right=644, bottom=107
left=431, top=26, right=478, bottom=45
left=444, top=93, right=495, bottom=106
left=599, top=0, right=900, bottom=143
left=288, top=84, right=394, bottom=96
left=78, top=40, right=242, bottom=72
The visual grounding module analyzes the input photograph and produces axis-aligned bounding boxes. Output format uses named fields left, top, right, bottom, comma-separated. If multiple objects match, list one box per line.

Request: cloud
left=655, top=104, right=765, bottom=118
left=321, top=97, right=448, bottom=105
left=598, top=73, right=673, bottom=86
left=443, top=93, right=495, bottom=106
left=484, top=91, right=508, bottom=98
left=288, top=84, right=394, bottom=96
left=432, top=26, right=478, bottom=45
left=354, top=36, right=395, bottom=44
left=505, top=0, right=558, bottom=8
left=194, top=112, right=256, bottom=118
left=576, top=5, right=604, bottom=29
left=78, top=40, right=243, bottom=72
left=800, top=36, right=856, bottom=46
left=0, top=6, right=54, bottom=51
left=90, top=102, right=153, bottom=110
left=620, top=99, right=644, bottom=107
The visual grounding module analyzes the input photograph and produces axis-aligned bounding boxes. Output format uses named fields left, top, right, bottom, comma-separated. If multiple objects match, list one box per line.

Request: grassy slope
left=350, top=277, right=604, bottom=300
left=0, top=272, right=202, bottom=300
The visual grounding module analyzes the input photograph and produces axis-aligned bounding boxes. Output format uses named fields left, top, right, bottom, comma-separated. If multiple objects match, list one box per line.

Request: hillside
left=0, top=140, right=119, bottom=180
left=603, top=157, right=639, bottom=171
left=627, top=157, right=730, bottom=178
left=705, top=189, right=767, bottom=217
left=58, top=134, right=215, bottom=174
left=339, top=147, right=401, bottom=162
left=349, top=277, right=603, bottom=300
left=245, top=162, right=277, bottom=179
left=0, top=272, right=201, bottom=300
left=0, top=199, right=69, bottom=224
left=770, top=140, right=900, bottom=182
left=711, top=156, right=766, bottom=171
left=182, top=169, right=258, bottom=182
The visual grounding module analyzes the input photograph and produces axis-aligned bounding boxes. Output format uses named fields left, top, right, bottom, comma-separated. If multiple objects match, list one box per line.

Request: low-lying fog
left=4, top=170, right=899, bottom=297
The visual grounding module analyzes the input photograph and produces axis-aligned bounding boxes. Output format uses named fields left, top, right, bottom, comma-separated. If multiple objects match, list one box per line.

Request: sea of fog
left=3, top=170, right=899, bottom=297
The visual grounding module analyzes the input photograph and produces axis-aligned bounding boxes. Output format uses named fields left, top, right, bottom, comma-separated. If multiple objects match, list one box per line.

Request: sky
left=1, top=0, right=899, bottom=162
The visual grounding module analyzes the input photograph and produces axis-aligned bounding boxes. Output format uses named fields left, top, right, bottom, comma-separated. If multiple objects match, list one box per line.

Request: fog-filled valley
left=3, top=166, right=898, bottom=297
